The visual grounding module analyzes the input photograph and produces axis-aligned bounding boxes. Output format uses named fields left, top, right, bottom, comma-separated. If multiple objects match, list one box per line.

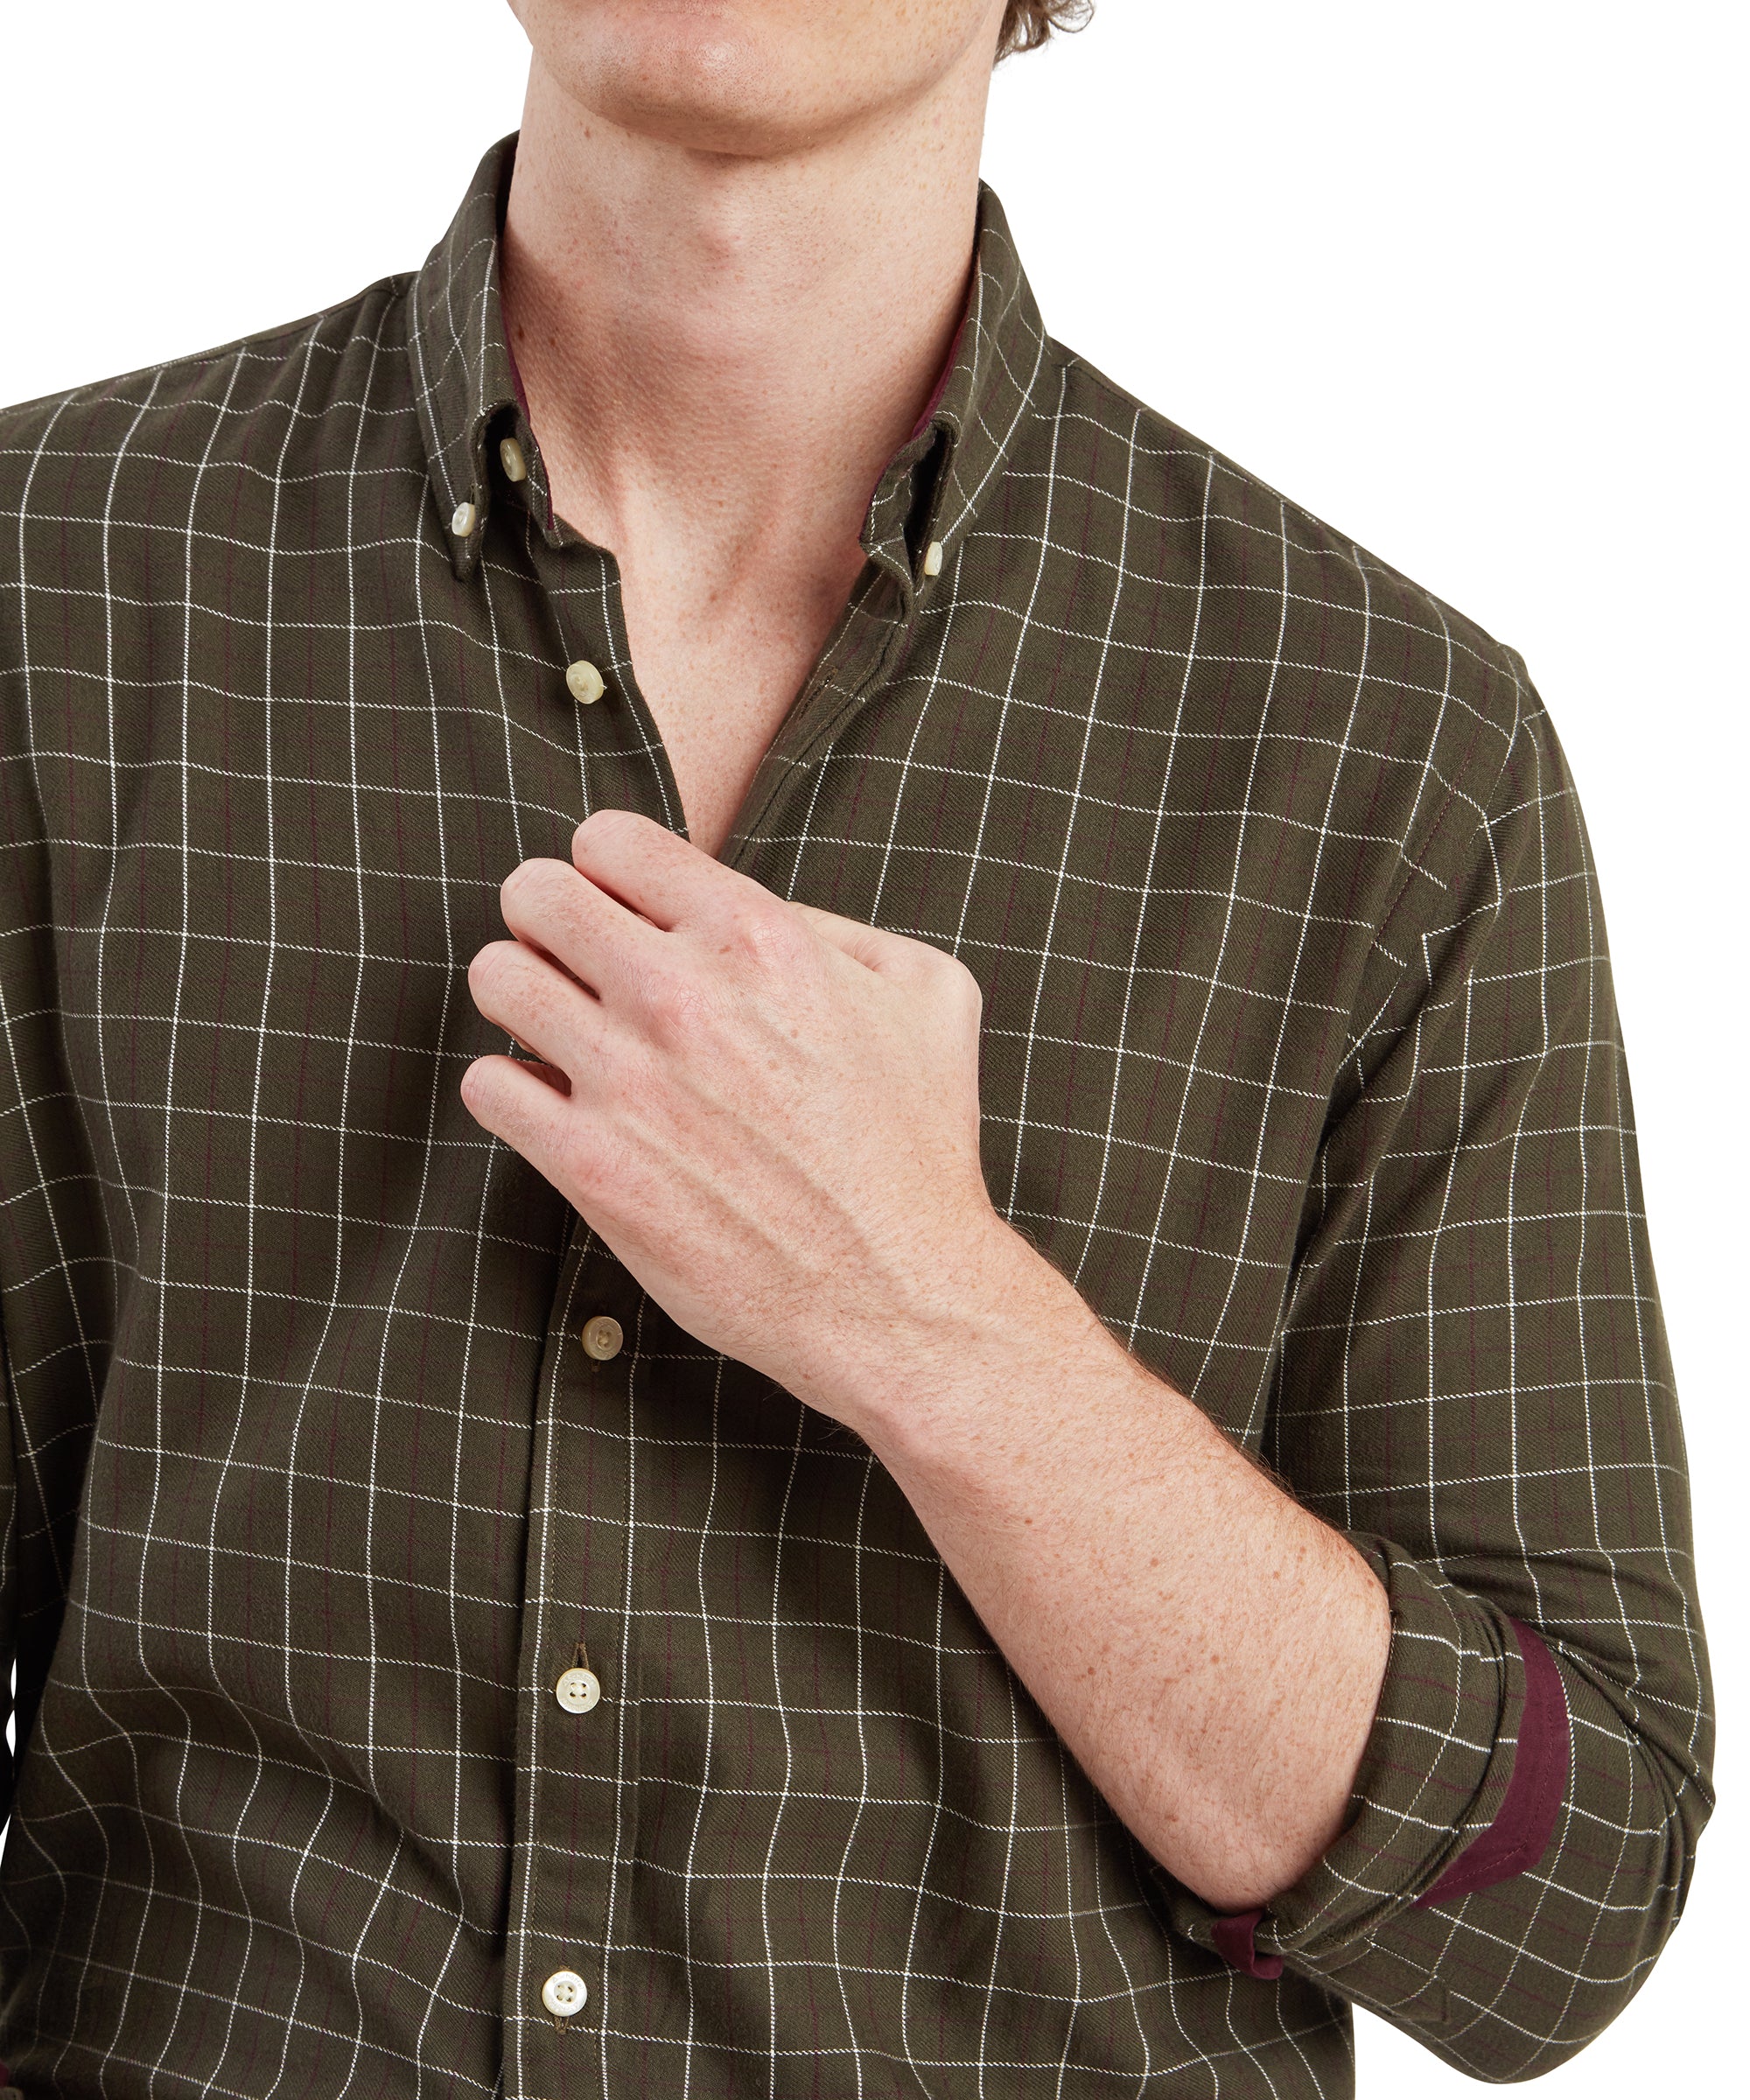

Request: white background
left=2, top=3, right=1742, bottom=2091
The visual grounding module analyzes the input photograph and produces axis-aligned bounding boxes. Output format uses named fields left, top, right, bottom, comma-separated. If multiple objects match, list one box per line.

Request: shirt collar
left=410, top=135, right=1053, bottom=596
left=409, top=136, right=522, bottom=579
left=858, top=184, right=1052, bottom=616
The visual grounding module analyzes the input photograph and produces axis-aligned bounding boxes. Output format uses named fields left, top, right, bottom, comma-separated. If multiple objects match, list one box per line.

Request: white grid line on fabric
left=0, top=142, right=1708, bottom=2100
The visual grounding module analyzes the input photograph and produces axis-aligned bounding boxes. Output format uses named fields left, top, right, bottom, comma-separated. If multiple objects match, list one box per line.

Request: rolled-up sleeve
left=1166, top=693, right=1713, bottom=2078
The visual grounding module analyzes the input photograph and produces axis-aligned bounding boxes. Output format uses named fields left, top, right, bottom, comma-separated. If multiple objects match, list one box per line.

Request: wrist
left=807, top=1213, right=1115, bottom=1452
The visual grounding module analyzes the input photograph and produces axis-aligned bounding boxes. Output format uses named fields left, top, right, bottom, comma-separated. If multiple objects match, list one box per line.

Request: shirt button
left=450, top=498, right=479, bottom=538
left=581, top=1313, right=623, bottom=1362
left=922, top=538, right=945, bottom=578
left=499, top=436, right=528, bottom=483
left=556, top=1665, right=602, bottom=1713
left=564, top=659, right=606, bottom=706
left=541, top=1968, right=588, bottom=2020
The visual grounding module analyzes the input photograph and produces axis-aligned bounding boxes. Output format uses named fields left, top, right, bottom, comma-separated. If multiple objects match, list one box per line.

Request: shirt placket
left=502, top=1222, right=651, bottom=2098
left=496, top=503, right=675, bottom=2099
left=491, top=439, right=924, bottom=2097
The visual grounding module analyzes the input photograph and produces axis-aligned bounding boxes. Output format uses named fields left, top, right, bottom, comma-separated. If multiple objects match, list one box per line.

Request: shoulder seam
left=0, top=272, right=416, bottom=431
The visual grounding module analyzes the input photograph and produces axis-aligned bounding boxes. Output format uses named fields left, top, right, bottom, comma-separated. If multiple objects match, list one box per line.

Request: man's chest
left=32, top=544, right=1373, bottom=1444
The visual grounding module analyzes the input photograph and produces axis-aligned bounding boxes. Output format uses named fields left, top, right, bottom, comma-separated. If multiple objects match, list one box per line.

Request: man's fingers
left=459, top=1053, right=578, bottom=1166
left=512, top=819, right=968, bottom=1033
left=468, top=935, right=612, bottom=1074
left=571, top=806, right=752, bottom=930
left=791, top=902, right=944, bottom=983
left=499, top=856, right=662, bottom=1002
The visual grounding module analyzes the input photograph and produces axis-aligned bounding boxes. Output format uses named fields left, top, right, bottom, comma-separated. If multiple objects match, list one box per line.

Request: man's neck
left=500, top=52, right=988, bottom=594
left=497, top=48, right=993, bottom=856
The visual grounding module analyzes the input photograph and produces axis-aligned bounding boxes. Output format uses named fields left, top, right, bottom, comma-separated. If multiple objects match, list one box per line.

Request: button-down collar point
left=541, top=1969, right=588, bottom=2019
left=565, top=660, right=606, bottom=708
left=450, top=499, right=479, bottom=539
left=499, top=436, right=528, bottom=484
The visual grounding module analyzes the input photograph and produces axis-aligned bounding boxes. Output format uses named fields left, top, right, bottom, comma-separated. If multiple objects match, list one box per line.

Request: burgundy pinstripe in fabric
left=0, top=137, right=1712, bottom=2097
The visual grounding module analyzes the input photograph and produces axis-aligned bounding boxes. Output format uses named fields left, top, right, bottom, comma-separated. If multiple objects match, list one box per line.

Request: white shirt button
left=450, top=499, right=479, bottom=538
left=541, top=1968, right=588, bottom=2020
left=565, top=659, right=606, bottom=707
left=499, top=436, right=528, bottom=483
left=580, top=1313, right=623, bottom=1362
left=922, top=539, right=944, bottom=578
left=556, top=1666, right=602, bottom=1714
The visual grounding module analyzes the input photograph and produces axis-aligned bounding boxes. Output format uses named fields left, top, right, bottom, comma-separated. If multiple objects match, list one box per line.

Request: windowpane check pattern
left=0, top=138, right=1711, bottom=2097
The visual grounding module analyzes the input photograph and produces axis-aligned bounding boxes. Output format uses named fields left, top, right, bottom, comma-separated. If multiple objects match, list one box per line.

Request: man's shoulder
left=1036, top=341, right=1536, bottom=847
left=0, top=270, right=422, bottom=544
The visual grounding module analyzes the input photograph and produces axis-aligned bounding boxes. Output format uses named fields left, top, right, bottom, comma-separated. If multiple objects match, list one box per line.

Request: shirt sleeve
left=1161, top=691, right=1714, bottom=2078
left=0, top=1331, right=15, bottom=1828
left=0, top=679, right=107, bottom=1844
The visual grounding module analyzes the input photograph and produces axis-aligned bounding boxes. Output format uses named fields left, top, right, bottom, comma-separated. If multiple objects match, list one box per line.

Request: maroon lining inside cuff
left=1414, top=1618, right=1570, bottom=1908
left=1208, top=1618, right=1570, bottom=1977
left=1210, top=1908, right=1284, bottom=1982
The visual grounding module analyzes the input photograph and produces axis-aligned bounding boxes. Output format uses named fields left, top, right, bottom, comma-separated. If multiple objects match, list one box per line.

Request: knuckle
left=556, top=1120, right=606, bottom=1190
left=641, top=968, right=708, bottom=1040
left=563, top=1116, right=634, bottom=1202
left=733, top=904, right=804, bottom=971
left=935, top=950, right=984, bottom=1017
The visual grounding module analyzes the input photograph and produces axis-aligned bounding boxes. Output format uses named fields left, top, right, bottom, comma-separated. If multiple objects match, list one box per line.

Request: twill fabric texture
left=0, top=138, right=1712, bottom=2098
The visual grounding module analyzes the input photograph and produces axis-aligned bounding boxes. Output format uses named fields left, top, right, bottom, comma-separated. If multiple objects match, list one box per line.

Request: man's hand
left=460, top=807, right=1015, bottom=1424
left=462, top=806, right=1390, bottom=1914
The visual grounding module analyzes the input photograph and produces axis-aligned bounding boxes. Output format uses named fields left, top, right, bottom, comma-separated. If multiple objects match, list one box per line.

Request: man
left=0, top=0, right=1712, bottom=2092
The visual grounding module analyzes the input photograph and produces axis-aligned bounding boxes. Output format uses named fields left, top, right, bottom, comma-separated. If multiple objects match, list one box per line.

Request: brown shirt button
left=580, top=1313, right=622, bottom=1362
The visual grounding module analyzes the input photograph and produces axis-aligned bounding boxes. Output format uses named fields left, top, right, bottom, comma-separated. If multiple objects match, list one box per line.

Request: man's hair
left=998, top=0, right=1093, bottom=61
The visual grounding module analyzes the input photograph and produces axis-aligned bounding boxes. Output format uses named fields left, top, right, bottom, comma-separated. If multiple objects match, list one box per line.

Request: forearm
left=466, top=802, right=1710, bottom=2067
left=836, top=1234, right=1703, bottom=2062
left=458, top=813, right=1391, bottom=1904
left=830, top=1222, right=1392, bottom=1913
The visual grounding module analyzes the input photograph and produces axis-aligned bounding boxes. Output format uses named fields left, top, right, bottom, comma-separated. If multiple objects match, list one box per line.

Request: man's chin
left=585, top=86, right=842, bottom=164
left=541, top=22, right=850, bottom=159
left=522, top=0, right=984, bottom=164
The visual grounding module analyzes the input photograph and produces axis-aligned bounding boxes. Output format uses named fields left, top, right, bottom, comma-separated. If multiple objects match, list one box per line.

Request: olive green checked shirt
left=0, top=138, right=1712, bottom=2098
